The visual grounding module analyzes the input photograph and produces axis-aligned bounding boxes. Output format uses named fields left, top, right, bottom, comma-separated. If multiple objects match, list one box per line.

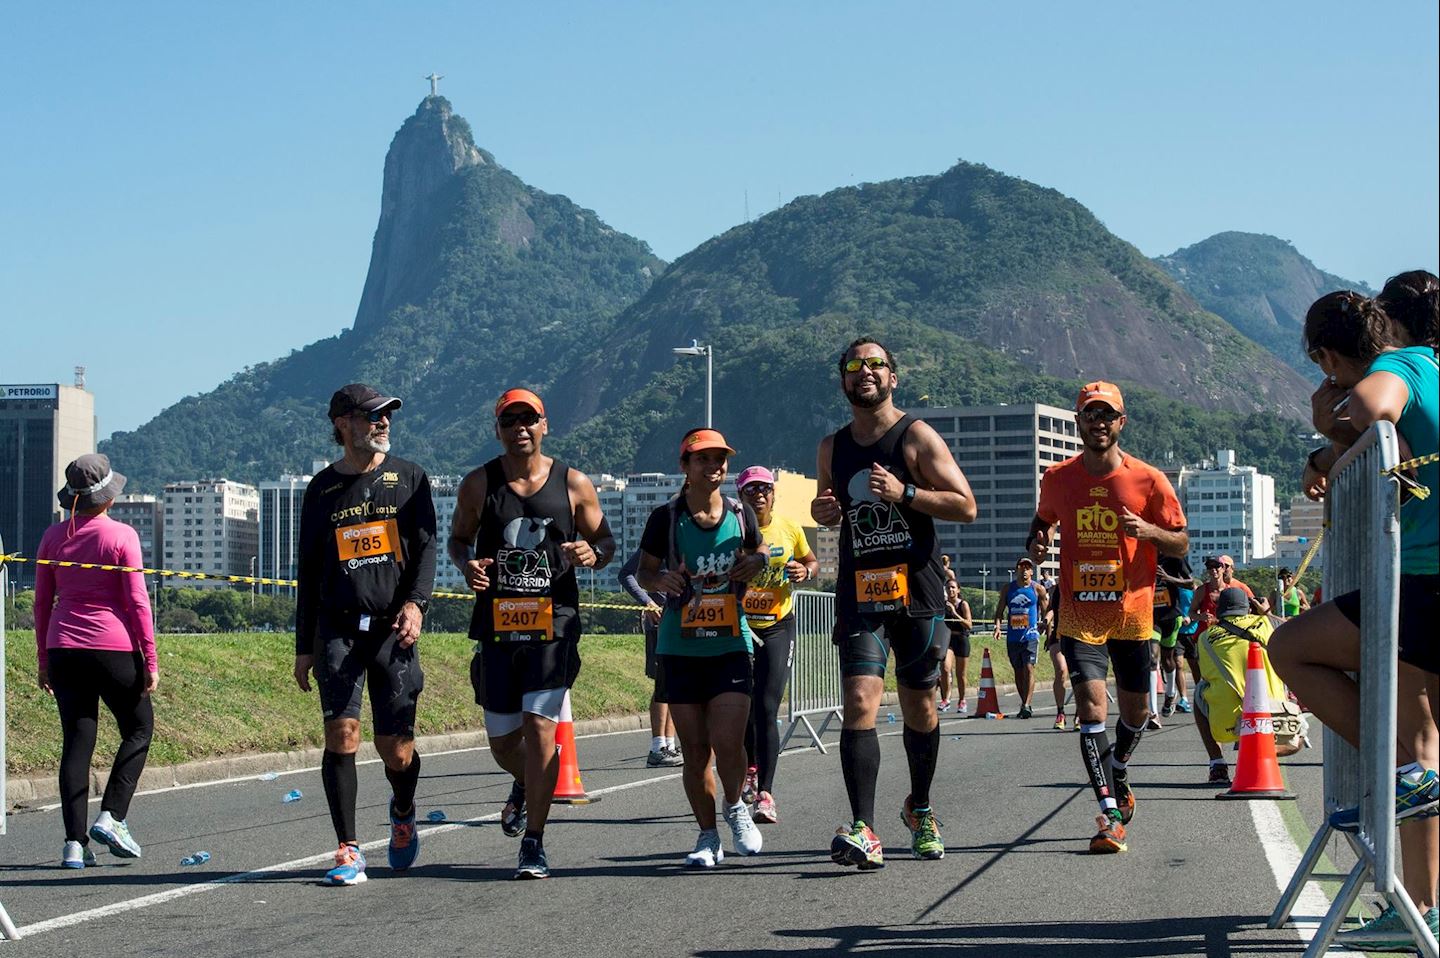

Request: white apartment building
left=162, top=479, right=260, bottom=589
left=1180, top=450, right=1278, bottom=568
left=109, top=494, right=164, bottom=571
left=430, top=475, right=464, bottom=593
left=913, top=403, right=1083, bottom=591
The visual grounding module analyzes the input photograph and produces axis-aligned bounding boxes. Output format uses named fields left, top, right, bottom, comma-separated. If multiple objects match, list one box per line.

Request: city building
left=109, top=494, right=164, bottom=571
left=161, top=479, right=259, bottom=589
left=1179, top=450, right=1278, bottom=568
left=0, top=380, right=95, bottom=586
left=429, top=475, right=464, bottom=594
left=1277, top=494, right=1326, bottom=573
left=912, top=403, right=1083, bottom=591
left=257, top=475, right=310, bottom=594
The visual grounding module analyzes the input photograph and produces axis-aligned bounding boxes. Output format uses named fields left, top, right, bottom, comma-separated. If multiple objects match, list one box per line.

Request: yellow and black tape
left=0, top=554, right=645, bottom=611
left=1381, top=451, right=1438, bottom=502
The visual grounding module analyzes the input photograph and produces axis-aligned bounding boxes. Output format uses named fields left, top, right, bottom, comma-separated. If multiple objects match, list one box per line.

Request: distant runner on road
left=1028, top=381, right=1188, bottom=855
left=991, top=557, right=1048, bottom=720
left=812, top=337, right=977, bottom=869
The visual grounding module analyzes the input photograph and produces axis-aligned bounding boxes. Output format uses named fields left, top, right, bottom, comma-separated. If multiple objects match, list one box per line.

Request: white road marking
left=1249, top=800, right=1361, bottom=956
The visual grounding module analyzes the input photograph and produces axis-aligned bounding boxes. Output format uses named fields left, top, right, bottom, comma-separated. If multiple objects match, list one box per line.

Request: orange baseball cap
left=679, top=428, right=737, bottom=457
left=495, top=388, right=545, bottom=418
left=1076, top=380, right=1125, bottom=413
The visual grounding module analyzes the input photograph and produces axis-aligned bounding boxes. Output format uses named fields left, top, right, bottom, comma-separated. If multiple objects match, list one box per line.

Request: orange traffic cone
left=552, top=691, right=601, bottom=805
left=975, top=648, right=1003, bottom=718
left=1217, top=641, right=1295, bottom=801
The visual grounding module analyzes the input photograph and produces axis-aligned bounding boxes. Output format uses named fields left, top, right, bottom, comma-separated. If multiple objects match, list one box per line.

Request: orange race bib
left=1153, top=587, right=1170, bottom=608
left=492, top=597, right=554, bottom=642
left=855, top=564, right=909, bottom=614
left=335, top=520, right=400, bottom=562
left=681, top=594, right=740, bottom=638
left=1009, top=613, right=1030, bottom=630
left=742, top=587, right=783, bottom=623
left=1072, top=559, right=1122, bottom=599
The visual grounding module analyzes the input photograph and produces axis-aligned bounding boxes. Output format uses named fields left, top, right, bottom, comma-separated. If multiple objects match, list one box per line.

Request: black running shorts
left=948, top=629, right=971, bottom=659
left=1333, top=574, right=1439, bottom=675
left=1060, top=636, right=1153, bottom=694
left=833, top=612, right=946, bottom=690
left=472, top=639, right=582, bottom=715
left=655, top=651, right=754, bottom=704
left=315, top=621, right=424, bottom=737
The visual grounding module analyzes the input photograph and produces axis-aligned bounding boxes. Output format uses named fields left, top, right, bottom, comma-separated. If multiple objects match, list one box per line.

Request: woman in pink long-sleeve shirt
left=36, top=454, right=158, bottom=869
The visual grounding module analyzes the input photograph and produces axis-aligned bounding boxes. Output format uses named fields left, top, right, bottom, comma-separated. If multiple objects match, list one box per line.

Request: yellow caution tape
left=1291, top=526, right=1326, bottom=582
left=0, top=554, right=645, bottom=610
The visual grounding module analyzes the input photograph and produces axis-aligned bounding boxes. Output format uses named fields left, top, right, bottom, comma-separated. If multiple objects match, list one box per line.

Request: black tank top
left=468, top=457, right=581, bottom=643
left=833, top=415, right=945, bottom=617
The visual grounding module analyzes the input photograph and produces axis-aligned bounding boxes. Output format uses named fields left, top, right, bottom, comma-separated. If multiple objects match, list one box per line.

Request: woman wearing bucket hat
left=34, top=453, right=158, bottom=869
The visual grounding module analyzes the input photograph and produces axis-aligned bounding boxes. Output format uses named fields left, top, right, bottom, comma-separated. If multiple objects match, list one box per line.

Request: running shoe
left=1161, top=696, right=1175, bottom=718
left=388, top=803, right=419, bottom=871
left=1053, top=713, right=1066, bottom=731
left=752, top=791, right=778, bottom=824
left=830, top=821, right=885, bottom=870
left=324, top=843, right=367, bottom=885
left=501, top=781, right=527, bottom=838
left=647, top=747, right=683, bottom=768
left=957, top=700, right=970, bottom=717
left=937, top=699, right=952, bottom=713
left=88, top=817, right=142, bottom=859
left=741, top=767, right=759, bottom=805
left=1089, top=812, right=1127, bottom=854
left=1208, top=763, right=1232, bottom=786
left=1335, top=903, right=1439, bottom=951
left=61, top=841, right=96, bottom=869
left=665, top=745, right=685, bottom=765
left=1145, top=714, right=1163, bottom=731
left=1175, top=697, right=1193, bottom=714
left=1014, top=705, right=1034, bottom=720
left=1329, top=765, right=1438, bottom=832
left=901, top=797, right=945, bottom=860
left=1112, top=769, right=1136, bottom=824
left=724, top=800, right=763, bottom=855
left=514, top=837, right=550, bottom=880
left=684, top=829, right=724, bottom=869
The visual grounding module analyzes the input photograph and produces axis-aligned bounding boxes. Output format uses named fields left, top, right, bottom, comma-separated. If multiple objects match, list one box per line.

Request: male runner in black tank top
left=811, top=337, right=978, bottom=869
left=448, top=388, right=616, bottom=880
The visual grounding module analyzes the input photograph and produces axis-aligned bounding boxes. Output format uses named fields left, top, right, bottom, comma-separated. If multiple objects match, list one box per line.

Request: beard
left=844, top=378, right=892, bottom=409
left=356, top=434, right=391, bottom=455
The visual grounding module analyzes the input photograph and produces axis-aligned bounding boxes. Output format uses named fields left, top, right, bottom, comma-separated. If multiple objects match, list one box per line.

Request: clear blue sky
left=3, top=2, right=1435, bottom=438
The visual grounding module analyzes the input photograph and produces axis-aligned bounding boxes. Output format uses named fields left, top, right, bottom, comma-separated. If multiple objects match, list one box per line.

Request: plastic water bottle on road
left=282, top=789, right=303, bottom=803
left=427, top=810, right=447, bottom=822
left=257, top=772, right=279, bottom=782
left=180, top=851, right=211, bottom=866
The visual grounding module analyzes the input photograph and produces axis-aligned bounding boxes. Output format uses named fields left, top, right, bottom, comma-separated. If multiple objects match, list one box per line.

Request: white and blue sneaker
left=724, top=801, right=763, bottom=856
left=387, top=804, right=419, bottom=871
left=324, top=843, right=367, bottom=885
left=61, top=841, right=97, bottom=869
left=684, top=829, right=724, bottom=869
left=89, top=814, right=142, bottom=859
left=1329, top=764, right=1438, bottom=832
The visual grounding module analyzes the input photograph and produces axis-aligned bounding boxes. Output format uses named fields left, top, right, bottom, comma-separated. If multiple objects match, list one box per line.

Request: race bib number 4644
left=856, top=564, right=909, bottom=613
left=335, top=520, right=400, bottom=561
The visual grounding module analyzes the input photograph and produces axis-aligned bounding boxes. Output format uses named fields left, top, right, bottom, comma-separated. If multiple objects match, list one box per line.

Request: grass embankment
left=4, top=631, right=1050, bottom=776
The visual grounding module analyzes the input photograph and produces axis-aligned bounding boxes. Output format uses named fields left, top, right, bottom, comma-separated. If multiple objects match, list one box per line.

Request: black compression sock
left=385, top=750, right=421, bottom=817
left=1112, top=719, right=1144, bottom=772
left=1078, top=724, right=1116, bottom=812
left=524, top=828, right=544, bottom=845
left=839, top=728, right=880, bottom=825
left=321, top=750, right=358, bottom=844
left=902, top=723, right=941, bottom=810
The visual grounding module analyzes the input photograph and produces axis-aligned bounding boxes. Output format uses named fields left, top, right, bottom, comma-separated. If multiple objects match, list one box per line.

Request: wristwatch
left=902, top=483, right=917, bottom=505
left=409, top=598, right=430, bottom=614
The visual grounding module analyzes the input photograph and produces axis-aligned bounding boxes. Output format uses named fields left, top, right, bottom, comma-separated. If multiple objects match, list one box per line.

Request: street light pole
left=979, top=566, right=991, bottom=606
left=249, top=555, right=257, bottom=611
left=671, top=339, right=714, bottom=428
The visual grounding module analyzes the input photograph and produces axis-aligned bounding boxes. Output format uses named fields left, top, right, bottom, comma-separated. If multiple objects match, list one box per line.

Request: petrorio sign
left=1, top=384, right=59, bottom=400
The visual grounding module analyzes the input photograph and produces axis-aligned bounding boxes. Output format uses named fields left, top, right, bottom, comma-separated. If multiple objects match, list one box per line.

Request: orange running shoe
left=1089, top=813, right=1127, bottom=854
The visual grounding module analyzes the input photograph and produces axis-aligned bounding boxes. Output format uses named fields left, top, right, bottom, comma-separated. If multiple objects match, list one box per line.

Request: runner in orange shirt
left=1028, top=381, right=1189, bottom=854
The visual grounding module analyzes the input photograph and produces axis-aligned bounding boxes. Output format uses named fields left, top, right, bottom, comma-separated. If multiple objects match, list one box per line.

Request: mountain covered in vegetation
left=1155, top=231, right=1376, bottom=374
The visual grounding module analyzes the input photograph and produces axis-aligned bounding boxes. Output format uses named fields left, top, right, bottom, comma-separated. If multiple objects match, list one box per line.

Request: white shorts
left=484, top=687, right=568, bottom=737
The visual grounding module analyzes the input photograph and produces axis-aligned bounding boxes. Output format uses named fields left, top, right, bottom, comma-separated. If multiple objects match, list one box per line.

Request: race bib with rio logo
left=855, top=563, right=909, bottom=614
left=335, top=520, right=401, bottom=564
left=681, top=594, right=741, bottom=639
left=492, top=597, right=555, bottom=642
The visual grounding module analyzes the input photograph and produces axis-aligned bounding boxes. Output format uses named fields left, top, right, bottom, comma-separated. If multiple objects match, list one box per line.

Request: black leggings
left=744, top=616, right=795, bottom=794
left=49, top=648, right=154, bottom=843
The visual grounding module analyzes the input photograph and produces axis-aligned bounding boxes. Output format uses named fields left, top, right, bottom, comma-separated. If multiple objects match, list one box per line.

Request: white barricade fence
left=1268, top=421, right=1436, bottom=958
left=781, top=589, right=842, bottom=753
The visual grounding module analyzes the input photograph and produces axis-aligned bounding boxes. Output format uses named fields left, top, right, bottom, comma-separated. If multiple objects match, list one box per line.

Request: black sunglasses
left=355, top=408, right=392, bottom=424
left=1079, top=407, right=1122, bottom=424
left=498, top=410, right=542, bottom=428
left=741, top=483, right=774, bottom=496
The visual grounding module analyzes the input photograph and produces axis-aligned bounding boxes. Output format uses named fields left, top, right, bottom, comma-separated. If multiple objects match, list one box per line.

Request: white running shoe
left=62, top=840, right=96, bottom=869
left=957, top=700, right=970, bottom=717
left=684, top=829, right=724, bottom=868
left=724, top=800, right=763, bottom=856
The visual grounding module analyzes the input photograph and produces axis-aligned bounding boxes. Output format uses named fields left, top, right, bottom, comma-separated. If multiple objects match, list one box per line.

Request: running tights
left=50, top=648, right=154, bottom=844
left=745, top=617, right=795, bottom=794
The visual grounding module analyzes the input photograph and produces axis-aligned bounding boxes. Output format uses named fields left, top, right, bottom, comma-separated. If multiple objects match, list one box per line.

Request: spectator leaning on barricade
left=35, top=454, right=158, bottom=870
left=1269, top=289, right=1439, bottom=948
left=1377, top=269, right=1439, bottom=353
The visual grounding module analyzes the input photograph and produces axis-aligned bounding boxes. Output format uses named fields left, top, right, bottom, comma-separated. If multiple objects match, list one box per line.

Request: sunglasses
left=354, top=408, right=392, bottom=424
left=498, top=410, right=542, bottom=428
left=741, top=483, right=774, bottom=496
left=842, top=357, right=890, bottom=373
left=1079, top=407, right=1123, bottom=424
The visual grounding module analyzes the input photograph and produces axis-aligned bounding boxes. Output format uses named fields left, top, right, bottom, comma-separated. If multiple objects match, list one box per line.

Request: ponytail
left=1303, top=290, right=1395, bottom=364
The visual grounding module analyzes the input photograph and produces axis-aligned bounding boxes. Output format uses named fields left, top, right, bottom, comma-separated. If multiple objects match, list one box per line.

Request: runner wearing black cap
left=991, top=556, right=1048, bottom=719
left=812, top=337, right=978, bottom=868
left=448, top=388, right=616, bottom=880
left=295, top=383, right=437, bottom=885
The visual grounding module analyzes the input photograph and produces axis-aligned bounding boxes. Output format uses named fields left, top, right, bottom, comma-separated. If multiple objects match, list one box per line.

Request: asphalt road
left=0, top=689, right=1361, bottom=958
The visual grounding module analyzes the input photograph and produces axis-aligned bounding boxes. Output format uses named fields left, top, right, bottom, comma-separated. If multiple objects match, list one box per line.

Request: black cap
left=328, top=383, right=402, bottom=420
left=1216, top=587, right=1251, bottom=618
left=1204, top=556, right=1223, bottom=570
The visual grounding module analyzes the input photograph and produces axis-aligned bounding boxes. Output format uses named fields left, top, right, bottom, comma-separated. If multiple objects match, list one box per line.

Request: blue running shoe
left=324, top=843, right=367, bottom=885
left=1335, top=903, right=1440, bottom=951
left=1329, top=765, right=1438, bottom=832
left=89, top=818, right=142, bottom=859
left=515, top=837, right=550, bottom=879
left=388, top=804, right=419, bottom=871
left=61, top=841, right=96, bottom=869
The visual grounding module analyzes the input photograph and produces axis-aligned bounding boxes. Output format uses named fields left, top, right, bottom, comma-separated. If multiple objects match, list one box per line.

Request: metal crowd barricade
left=781, top=589, right=842, bottom=753
left=1268, top=421, right=1436, bottom=958
left=1, top=534, right=22, bottom=939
